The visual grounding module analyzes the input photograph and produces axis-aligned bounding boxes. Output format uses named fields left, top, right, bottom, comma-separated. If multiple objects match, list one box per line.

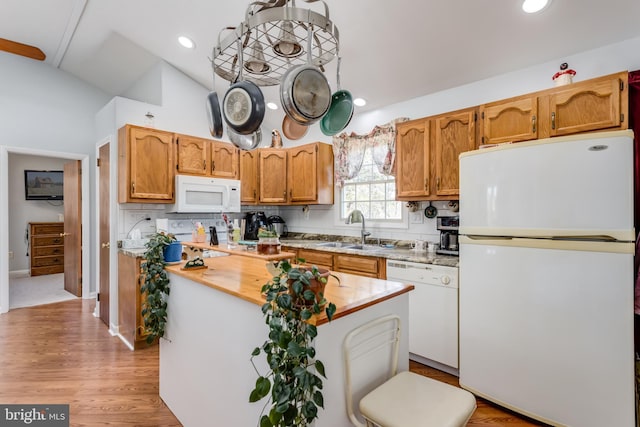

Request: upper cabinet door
left=481, top=96, right=538, bottom=145
left=119, top=125, right=175, bottom=202
left=259, top=149, right=288, bottom=204
left=211, top=141, right=239, bottom=179
left=176, top=135, right=208, bottom=175
left=549, top=75, right=625, bottom=137
left=288, top=144, right=318, bottom=203
left=240, top=150, right=259, bottom=204
left=395, top=118, right=430, bottom=200
left=433, top=108, right=477, bottom=197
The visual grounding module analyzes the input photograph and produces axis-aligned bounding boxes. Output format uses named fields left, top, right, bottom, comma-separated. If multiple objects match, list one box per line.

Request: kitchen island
left=160, top=255, right=413, bottom=426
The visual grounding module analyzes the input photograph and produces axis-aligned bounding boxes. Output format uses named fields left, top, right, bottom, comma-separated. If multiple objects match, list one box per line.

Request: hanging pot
left=206, top=58, right=223, bottom=138
left=279, top=26, right=331, bottom=126
left=282, top=114, right=309, bottom=140
left=320, top=56, right=354, bottom=136
left=222, top=38, right=265, bottom=136
left=424, top=201, right=438, bottom=219
left=228, top=126, right=262, bottom=151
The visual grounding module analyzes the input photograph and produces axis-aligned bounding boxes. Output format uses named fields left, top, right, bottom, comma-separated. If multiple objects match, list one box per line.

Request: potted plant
left=249, top=258, right=338, bottom=427
left=140, top=231, right=177, bottom=344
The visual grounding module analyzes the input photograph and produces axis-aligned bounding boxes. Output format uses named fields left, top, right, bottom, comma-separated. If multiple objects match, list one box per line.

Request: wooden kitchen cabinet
left=546, top=71, right=628, bottom=137
left=240, top=150, right=259, bottom=204
left=479, top=71, right=629, bottom=144
left=395, top=118, right=431, bottom=200
left=334, top=253, right=386, bottom=279
left=118, top=253, right=153, bottom=349
left=287, top=142, right=334, bottom=205
left=29, top=222, right=64, bottom=276
left=297, top=249, right=334, bottom=271
left=432, top=107, right=478, bottom=197
left=395, top=108, right=477, bottom=201
left=258, top=148, right=288, bottom=204
left=480, top=95, right=538, bottom=145
left=176, top=134, right=239, bottom=179
left=255, top=142, right=334, bottom=205
left=118, top=125, right=175, bottom=203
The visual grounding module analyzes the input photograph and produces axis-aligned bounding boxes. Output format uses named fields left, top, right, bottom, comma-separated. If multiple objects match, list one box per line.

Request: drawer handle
left=53, top=239, right=61, bottom=244
left=60, top=232, right=70, bottom=237
left=101, top=242, right=110, bottom=249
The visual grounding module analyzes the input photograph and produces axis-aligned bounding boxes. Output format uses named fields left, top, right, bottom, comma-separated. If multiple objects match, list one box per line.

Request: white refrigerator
left=458, top=130, right=636, bottom=427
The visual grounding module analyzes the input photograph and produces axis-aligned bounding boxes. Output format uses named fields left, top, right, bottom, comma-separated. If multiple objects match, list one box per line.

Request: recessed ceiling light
left=522, top=0, right=551, bottom=13
left=353, top=98, right=367, bottom=107
left=267, top=102, right=278, bottom=110
left=178, top=36, right=195, bottom=49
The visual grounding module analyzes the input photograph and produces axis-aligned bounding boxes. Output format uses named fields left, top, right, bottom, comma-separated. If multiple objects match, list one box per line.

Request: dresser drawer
left=33, top=246, right=64, bottom=257
left=33, top=255, right=64, bottom=267
left=31, top=265, right=64, bottom=276
left=33, top=235, right=64, bottom=247
left=31, top=224, right=63, bottom=235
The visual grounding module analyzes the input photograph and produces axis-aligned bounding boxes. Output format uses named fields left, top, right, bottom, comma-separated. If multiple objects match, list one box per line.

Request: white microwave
left=170, top=175, right=241, bottom=213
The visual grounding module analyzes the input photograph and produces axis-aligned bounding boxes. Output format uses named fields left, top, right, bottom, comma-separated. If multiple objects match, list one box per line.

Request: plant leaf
left=315, top=360, right=326, bottom=378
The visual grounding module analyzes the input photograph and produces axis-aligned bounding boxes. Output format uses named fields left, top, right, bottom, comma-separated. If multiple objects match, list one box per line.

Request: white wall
left=0, top=52, right=110, bottom=297
left=8, top=154, right=68, bottom=271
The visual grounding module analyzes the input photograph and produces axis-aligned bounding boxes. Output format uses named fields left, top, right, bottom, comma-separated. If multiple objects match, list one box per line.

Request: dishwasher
left=386, top=259, right=459, bottom=376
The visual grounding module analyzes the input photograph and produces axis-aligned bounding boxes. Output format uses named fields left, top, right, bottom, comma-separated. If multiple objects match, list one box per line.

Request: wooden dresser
left=29, top=222, right=64, bottom=276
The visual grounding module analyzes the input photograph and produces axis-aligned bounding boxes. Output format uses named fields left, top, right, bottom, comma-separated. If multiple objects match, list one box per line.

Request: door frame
left=0, top=145, right=91, bottom=314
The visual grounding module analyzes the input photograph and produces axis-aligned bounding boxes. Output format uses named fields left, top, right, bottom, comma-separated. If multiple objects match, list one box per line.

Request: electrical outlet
left=8, top=251, right=14, bottom=259
left=409, top=211, right=424, bottom=224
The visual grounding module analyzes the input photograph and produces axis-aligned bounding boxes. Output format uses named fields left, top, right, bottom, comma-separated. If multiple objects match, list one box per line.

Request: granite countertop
left=280, top=239, right=459, bottom=268
left=119, top=236, right=459, bottom=268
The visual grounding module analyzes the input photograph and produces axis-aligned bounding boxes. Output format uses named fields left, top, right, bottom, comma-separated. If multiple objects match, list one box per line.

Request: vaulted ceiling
left=3, top=0, right=640, bottom=113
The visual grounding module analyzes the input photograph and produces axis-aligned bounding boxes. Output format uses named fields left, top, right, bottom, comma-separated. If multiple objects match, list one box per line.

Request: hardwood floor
left=0, top=299, right=545, bottom=426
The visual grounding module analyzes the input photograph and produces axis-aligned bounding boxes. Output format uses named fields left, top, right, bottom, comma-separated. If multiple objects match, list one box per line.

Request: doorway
left=0, top=146, right=90, bottom=314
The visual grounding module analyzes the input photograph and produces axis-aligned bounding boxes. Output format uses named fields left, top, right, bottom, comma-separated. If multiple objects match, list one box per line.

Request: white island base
left=160, top=272, right=410, bottom=427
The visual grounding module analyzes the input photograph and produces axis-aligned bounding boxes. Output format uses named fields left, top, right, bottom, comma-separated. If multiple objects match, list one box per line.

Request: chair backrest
left=343, top=314, right=401, bottom=427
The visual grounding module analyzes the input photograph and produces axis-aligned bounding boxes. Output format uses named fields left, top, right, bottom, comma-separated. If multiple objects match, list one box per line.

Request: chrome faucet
left=345, top=209, right=371, bottom=245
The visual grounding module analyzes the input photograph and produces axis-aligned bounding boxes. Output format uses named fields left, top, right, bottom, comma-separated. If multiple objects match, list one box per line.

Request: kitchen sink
left=314, top=242, right=355, bottom=248
left=314, top=242, right=382, bottom=252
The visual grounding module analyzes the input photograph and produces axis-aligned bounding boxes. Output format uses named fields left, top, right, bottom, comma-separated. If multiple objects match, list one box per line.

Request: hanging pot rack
left=213, top=0, right=340, bottom=87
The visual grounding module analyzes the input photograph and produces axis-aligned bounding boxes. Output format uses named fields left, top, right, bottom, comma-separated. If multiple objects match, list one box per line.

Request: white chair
left=343, top=315, right=477, bottom=427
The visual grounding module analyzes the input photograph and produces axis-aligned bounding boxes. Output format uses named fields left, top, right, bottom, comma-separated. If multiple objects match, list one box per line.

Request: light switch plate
left=410, top=211, right=424, bottom=224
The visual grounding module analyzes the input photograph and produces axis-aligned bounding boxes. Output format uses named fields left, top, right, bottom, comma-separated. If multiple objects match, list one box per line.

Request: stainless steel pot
left=279, top=26, right=331, bottom=125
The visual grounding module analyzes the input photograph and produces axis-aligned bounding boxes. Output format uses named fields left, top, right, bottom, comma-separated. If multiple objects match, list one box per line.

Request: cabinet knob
left=283, top=190, right=287, bottom=200
left=551, top=112, right=556, bottom=130
left=211, top=161, right=215, bottom=171
left=424, top=178, right=428, bottom=190
left=131, top=182, right=135, bottom=193
left=101, top=242, right=110, bottom=249
left=436, top=177, right=440, bottom=190
left=59, top=232, right=70, bottom=237
left=253, top=189, right=257, bottom=199
left=289, top=189, right=292, bottom=199
left=203, top=160, right=206, bottom=171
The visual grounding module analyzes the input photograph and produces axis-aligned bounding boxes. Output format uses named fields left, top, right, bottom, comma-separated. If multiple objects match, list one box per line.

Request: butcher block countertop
left=165, top=255, right=413, bottom=326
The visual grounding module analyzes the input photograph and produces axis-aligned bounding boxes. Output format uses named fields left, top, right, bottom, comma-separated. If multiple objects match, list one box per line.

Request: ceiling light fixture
left=267, top=102, right=278, bottom=110
left=353, top=98, right=367, bottom=107
left=178, top=35, right=195, bottom=49
left=213, top=0, right=340, bottom=87
left=522, top=0, right=552, bottom=13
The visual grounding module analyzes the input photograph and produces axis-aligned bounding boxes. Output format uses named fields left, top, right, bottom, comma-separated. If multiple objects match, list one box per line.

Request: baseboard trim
left=9, top=270, right=30, bottom=279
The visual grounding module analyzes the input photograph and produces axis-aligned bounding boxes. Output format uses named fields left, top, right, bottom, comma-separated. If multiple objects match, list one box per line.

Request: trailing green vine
left=140, top=232, right=176, bottom=344
left=249, top=258, right=337, bottom=427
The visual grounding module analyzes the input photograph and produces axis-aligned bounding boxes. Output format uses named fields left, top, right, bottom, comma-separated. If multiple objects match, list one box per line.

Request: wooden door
left=63, top=160, right=82, bottom=297
left=395, top=118, right=430, bottom=200
left=434, top=109, right=477, bottom=197
left=549, top=76, right=624, bottom=136
left=240, top=150, right=259, bottom=204
left=211, top=142, right=239, bottom=179
left=480, top=96, right=538, bottom=145
left=258, top=149, right=288, bottom=203
left=288, top=143, right=318, bottom=203
left=176, top=135, right=208, bottom=175
left=99, top=143, right=110, bottom=326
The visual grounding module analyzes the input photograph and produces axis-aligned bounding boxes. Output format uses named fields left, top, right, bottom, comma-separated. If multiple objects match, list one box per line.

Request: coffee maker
left=244, top=211, right=269, bottom=240
left=267, top=215, right=288, bottom=237
left=436, top=216, right=459, bottom=256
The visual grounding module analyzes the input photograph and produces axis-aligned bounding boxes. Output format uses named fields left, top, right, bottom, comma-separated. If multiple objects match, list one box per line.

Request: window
left=341, top=147, right=402, bottom=221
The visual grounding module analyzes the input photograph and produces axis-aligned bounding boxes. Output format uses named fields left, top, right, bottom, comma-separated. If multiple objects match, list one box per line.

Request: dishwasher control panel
left=386, top=260, right=458, bottom=288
